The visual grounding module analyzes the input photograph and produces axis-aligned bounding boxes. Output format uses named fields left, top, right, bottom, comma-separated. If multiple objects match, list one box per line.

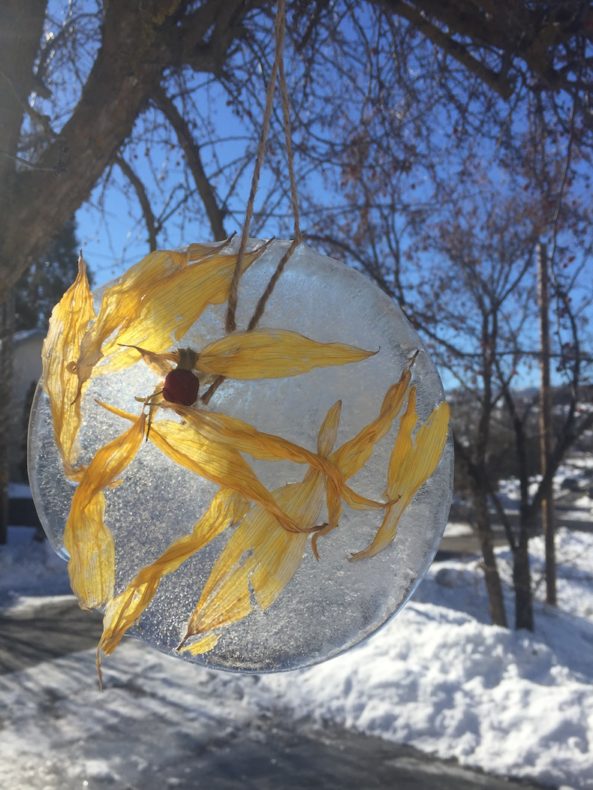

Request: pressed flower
left=194, top=329, right=376, bottom=380
left=99, top=489, right=247, bottom=656
left=72, top=241, right=264, bottom=393
left=41, top=256, right=95, bottom=478
left=40, top=240, right=449, bottom=676
left=179, top=402, right=341, bottom=654
left=178, top=371, right=419, bottom=654
left=92, top=394, right=392, bottom=657
left=64, top=413, right=146, bottom=609
left=179, top=371, right=449, bottom=655
left=350, top=391, right=450, bottom=561
left=99, top=402, right=302, bottom=534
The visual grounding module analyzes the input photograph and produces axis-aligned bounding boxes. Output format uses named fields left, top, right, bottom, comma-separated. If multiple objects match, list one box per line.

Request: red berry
left=163, top=368, right=199, bottom=405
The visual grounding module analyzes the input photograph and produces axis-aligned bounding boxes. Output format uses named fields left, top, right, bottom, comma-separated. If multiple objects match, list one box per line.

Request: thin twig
left=225, top=0, right=287, bottom=333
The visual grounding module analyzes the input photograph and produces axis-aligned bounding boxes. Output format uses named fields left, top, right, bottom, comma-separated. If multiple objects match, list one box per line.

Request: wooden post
left=0, top=292, right=14, bottom=545
left=538, top=242, right=556, bottom=605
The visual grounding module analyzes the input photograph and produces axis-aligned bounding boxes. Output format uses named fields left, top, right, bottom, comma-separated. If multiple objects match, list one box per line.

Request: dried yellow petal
left=97, top=402, right=301, bottom=534
left=100, top=248, right=262, bottom=373
left=332, top=369, right=411, bottom=480
left=181, top=475, right=322, bottom=648
left=64, top=414, right=146, bottom=609
left=99, top=490, right=246, bottom=655
left=151, top=420, right=303, bottom=534
left=196, top=329, right=376, bottom=379
left=169, top=404, right=357, bottom=508
left=42, top=256, right=95, bottom=478
left=387, top=386, right=418, bottom=495
left=351, top=399, right=449, bottom=560
left=75, top=249, right=187, bottom=388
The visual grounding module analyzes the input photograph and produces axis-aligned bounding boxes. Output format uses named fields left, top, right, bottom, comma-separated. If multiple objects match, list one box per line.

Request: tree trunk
left=0, top=293, right=15, bottom=544
left=513, top=513, right=534, bottom=630
left=537, top=242, right=556, bottom=605
left=471, top=481, right=508, bottom=627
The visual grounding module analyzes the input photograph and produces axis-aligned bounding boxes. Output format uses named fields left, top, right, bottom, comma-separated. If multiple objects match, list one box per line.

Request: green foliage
left=14, top=218, right=89, bottom=331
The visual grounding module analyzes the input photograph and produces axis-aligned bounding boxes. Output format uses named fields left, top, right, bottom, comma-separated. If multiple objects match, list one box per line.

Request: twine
left=225, top=0, right=286, bottom=333
left=206, top=0, right=302, bottom=405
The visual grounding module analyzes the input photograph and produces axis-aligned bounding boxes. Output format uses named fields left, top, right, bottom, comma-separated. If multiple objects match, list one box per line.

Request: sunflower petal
left=99, top=247, right=263, bottom=373
left=317, top=401, right=342, bottom=457
left=332, top=369, right=411, bottom=480
left=41, top=256, right=95, bottom=478
left=75, top=249, right=188, bottom=389
left=387, top=387, right=418, bottom=497
left=99, top=490, right=246, bottom=655
left=179, top=633, right=221, bottom=656
left=196, top=329, right=376, bottom=379
left=168, top=404, right=352, bottom=500
left=64, top=413, right=146, bottom=608
left=181, top=475, right=323, bottom=649
left=351, top=400, right=449, bottom=561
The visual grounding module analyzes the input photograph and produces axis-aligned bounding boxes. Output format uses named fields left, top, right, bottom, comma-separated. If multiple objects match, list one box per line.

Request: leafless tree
left=1, top=1, right=592, bottom=596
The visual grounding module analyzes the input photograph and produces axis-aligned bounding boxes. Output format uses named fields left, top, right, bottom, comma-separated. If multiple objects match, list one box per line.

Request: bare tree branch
left=153, top=87, right=227, bottom=241
left=115, top=155, right=159, bottom=252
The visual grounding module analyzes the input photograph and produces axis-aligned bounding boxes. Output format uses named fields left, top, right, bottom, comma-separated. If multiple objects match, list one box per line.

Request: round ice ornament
left=29, top=239, right=452, bottom=673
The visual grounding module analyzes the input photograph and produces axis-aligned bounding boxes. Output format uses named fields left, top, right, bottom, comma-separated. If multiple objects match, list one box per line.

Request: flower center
left=163, top=368, right=200, bottom=405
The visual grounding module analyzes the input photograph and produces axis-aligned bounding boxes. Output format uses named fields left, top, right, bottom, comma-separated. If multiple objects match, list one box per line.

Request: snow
left=1, top=522, right=593, bottom=787
left=8, top=482, right=33, bottom=498
left=0, top=527, right=70, bottom=601
left=443, top=521, right=473, bottom=538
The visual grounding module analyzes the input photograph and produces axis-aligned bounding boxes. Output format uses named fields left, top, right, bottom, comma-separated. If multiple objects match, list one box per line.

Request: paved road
left=0, top=599, right=547, bottom=790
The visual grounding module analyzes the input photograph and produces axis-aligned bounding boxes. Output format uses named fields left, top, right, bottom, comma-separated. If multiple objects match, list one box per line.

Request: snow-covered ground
left=1, top=515, right=592, bottom=788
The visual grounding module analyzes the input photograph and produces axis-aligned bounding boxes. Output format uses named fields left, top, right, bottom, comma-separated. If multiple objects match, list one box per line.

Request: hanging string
left=247, top=14, right=303, bottom=331
left=225, top=0, right=286, bottom=334
left=204, top=0, right=301, bottom=404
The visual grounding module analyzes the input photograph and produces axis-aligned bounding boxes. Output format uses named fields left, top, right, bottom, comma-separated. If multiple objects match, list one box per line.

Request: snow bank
left=1, top=524, right=592, bottom=787
left=259, top=532, right=593, bottom=787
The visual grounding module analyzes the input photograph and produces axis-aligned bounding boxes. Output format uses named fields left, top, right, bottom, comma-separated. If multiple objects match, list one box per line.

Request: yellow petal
left=179, top=633, right=221, bottom=656
left=349, top=500, right=407, bottom=562
left=182, top=475, right=324, bottom=649
left=41, top=256, right=95, bottom=478
left=98, top=402, right=302, bottom=535
left=196, top=329, right=376, bottom=379
left=396, top=400, right=450, bottom=496
left=332, top=369, right=411, bottom=480
left=169, top=404, right=351, bottom=501
left=351, top=400, right=449, bottom=561
left=64, top=414, right=146, bottom=608
left=386, top=386, right=418, bottom=497
left=99, top=247, right=262, bottom=373
left=317, top=401, right=342, bottom=457
left=75, top=249, right=188, bottom=389
left=99, top=490, right=246, bottom=655
left=151, top=420, right=303, bottom=533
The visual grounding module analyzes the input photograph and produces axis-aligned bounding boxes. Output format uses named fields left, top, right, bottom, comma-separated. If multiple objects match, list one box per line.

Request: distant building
left=10, top=329, right=43, bottom=481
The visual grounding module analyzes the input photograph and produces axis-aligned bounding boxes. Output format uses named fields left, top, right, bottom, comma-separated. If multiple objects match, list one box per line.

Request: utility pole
left=0, top=292, right=14, bottom=545
left=538, top=242, right=556, bottom=605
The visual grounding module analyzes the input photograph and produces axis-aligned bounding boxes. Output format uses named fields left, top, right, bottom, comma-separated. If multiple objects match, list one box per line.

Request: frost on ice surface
left=29, top=240, right=452, bottom=671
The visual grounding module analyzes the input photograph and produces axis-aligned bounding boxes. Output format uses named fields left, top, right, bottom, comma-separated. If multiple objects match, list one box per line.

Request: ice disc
left=28, top=239, right=453, bottom=672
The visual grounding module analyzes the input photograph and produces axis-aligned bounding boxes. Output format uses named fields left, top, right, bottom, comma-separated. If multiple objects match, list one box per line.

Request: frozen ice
left=28, top=239, right=453, bottom=672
